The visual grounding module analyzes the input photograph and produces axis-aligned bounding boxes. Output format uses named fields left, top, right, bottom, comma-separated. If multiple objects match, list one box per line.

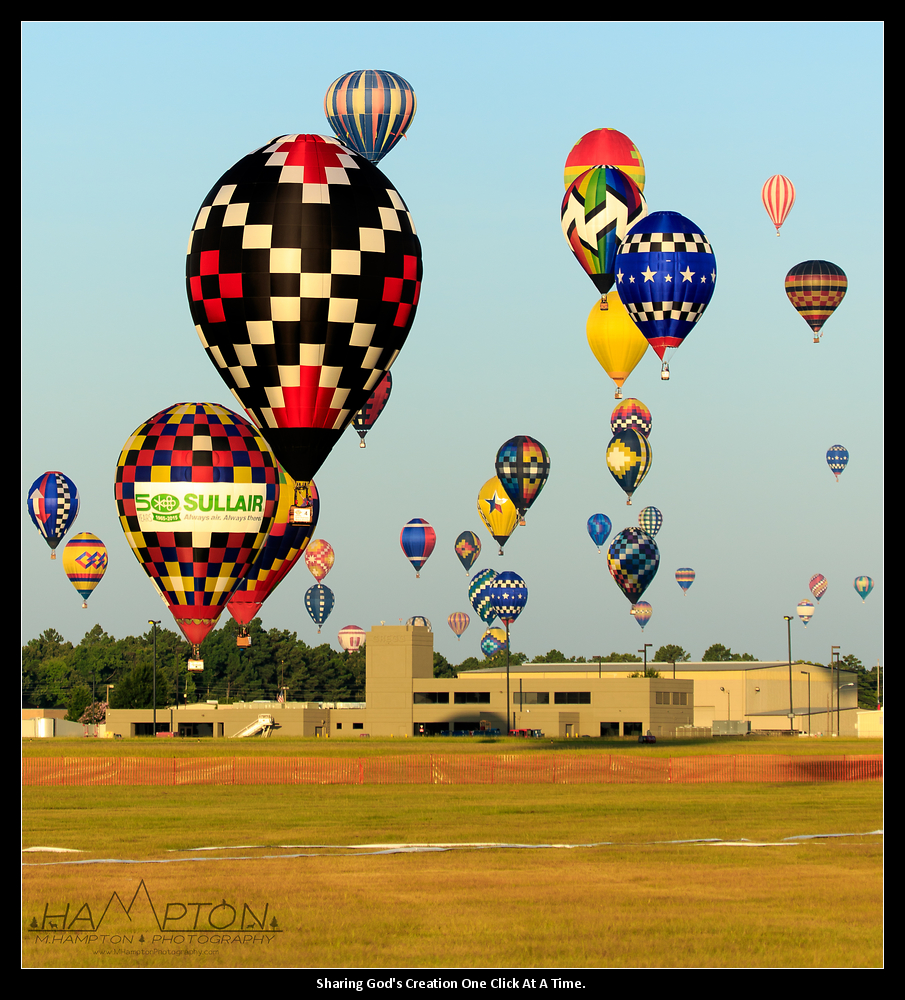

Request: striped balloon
left=797, top=600, right=815, bottom=627
left=324, top=70, right=416, bottom=163
left=448, top=612, right=470, bottom=640
left=676, top=568, right=695, bottom=594
left=809, top=574, right=828, bottom=601
left=785, top=260, right=847, bottom=342
left=631, top=601, right=652, bottom=629
left=338, top=625, right=366, bottom=653
left=400, top=518, right=436, bottom=577
left=761, top=175, right=796, bottom=235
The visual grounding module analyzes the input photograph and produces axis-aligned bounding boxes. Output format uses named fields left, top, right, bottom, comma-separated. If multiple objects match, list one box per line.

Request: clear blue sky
left=21, top=21, right=883, bottom=671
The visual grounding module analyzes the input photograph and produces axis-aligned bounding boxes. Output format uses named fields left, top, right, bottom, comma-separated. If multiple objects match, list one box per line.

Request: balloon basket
left=237, top=635, right=251, bottom=648
left=187, top=658, right=204, bottom=673
left=81, top=602, right=87, bottom=609
left=359, top=440, right=366, bottom=448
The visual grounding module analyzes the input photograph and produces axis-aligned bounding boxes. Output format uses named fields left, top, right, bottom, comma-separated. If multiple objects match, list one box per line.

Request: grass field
left=22, top=736, right=883, bottom=969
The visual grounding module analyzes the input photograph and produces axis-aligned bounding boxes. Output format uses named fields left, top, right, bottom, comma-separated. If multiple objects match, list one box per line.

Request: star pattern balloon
left=487, top=570, right=528, bottom=626
left=676, top=568, right=695, bottom=594
left=305, top=582, right=335, bottom=633
left=854, top=576, right=874, bottom=602
left=761, top=175, right=796, bottom=236
left=351, top=371, right=392, bottom=448
left=114, top=403, right=279, bottom=649
left=607, top=527, right=660, bottom=603
left=606, top=428, right=652, bottom=505
left=615, top=211, right=717, bottom=362
left=62, top=532, right=108, bottom=608
left=27, top=471, right=80, bottom=559
left=477, top=476, right=518, bottom=554
left=611, top=397, right=652, bottom=438
left=563, top=128, right=645, bottom=191
left=400, top=517, right=436, bottom=577
left=785, top=260, right=847, bottom=342
left=186, top=133, right=422, bottom=483
left=324, top=70, right=417, bottom=164
left=826, top=445, right=849, bottom=481
left=454, top=531, right=481, bottom=573
left=587, top=513, right=612, bottom=551
left=495, top=436, right=550, bottom=523
left=809, top=574, right=827, bottom=602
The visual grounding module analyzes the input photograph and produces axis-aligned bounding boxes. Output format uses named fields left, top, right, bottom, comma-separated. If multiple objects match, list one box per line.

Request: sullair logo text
left=135, top=492, right=265, bottom=523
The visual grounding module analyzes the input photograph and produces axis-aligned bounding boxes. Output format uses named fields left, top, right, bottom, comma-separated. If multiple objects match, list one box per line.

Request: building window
left=336, top=722, right=342, bottom=729
left=656, top=691, right=665, bottom=704
left=600, top=721, right=619, bottom=736
left=673, top=692, right=687, bottom=705
left=623, top=722, right=642, bottom=736
left=353, top=722, right=363, bottom=730
left=414, top=692, right=450, bottom=704
left=513, top=692, right=549, bottom=705
left=454, top=692, right=490, bottom=704
left=554, top=692, right=590, bottom=704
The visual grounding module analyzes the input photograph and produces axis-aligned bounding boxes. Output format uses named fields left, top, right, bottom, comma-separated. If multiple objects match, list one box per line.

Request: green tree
left=703, top=643, right=756, bottom=662
left=592, top=652, right=642, bottom=663
left=653, top=644, right=690, bottom=663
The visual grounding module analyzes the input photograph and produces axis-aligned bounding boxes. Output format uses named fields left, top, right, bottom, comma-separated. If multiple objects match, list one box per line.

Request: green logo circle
left=151, top=493, right=179, bottom=513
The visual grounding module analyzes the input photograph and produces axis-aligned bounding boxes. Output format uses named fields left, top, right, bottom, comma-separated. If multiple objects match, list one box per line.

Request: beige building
left=94, top=624, right=858, bottom=738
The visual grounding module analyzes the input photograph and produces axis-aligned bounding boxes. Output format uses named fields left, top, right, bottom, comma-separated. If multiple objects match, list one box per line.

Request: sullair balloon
left=400, top=517, right=436, bottom=577
left=676, top=568, right=695, bottom=594
left=324, top=70, right=416, bottom=164
left=586, top=291, right=649, bottom=398
left=305, top=537, right=335, bottom=583
left=611, top=397, right=652, bottom=438
left=797, top=600, right=815, bottom=627
left=631, top=601, right=652, bottom=629
left=229, top=473, right=319, bottom=628
left=448, top=611, right=470, bottom=640
left=487, top=570, right=528, bottom=627
left=115, top=403, right=279, bottom=654
left=481, top=627, right=508, bottom=658
left=305, top=583, right=335, bottom=633
left=338, top=624, right=366, bottom=653
left=638, top=507, right=662, bottom=536
left=853, top=576, right=874, bottom=602
left=351, top=371, right=392, bottom=448
left=495, top=436, right=550, bottom=525
left=761, top=175, right=796, bottom=236
left=615, top=211, right=716, bottom=379
left=809, top=574, right=827, bottom=602
left=477, top=476, right=519, bottom=555
left=563, top=128, right=645, bottom=192
left=186, top=134, right=422, bottom=483
left=785, top=261, right=847, bottom=342
left=606, top=428, right=652, bottom=506
left=826, top=445, right=849, bottom=481
left=587, top=513, right=612, bottom=551
left=62, top=532, right=108, bottom=608
left=468, top=567, right=499, bottom=626
left=562, top=166, right=647, bottom=300
left=607, top=527, right=660, bottom=603
left=454, top=531, right=482, bottom=574
left=27, top=471, right=80, bottom=559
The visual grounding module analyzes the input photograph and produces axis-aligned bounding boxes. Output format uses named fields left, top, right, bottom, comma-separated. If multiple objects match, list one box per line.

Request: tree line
left=22, top=623, right=879, bottom=722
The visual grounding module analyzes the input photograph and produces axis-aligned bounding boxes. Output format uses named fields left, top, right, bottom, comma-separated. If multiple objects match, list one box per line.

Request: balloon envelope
left=186, top=134, right=422, bottom=483
left=785, top=260, right=847, bottom=341
left=809, top=574, right=828, bottom=601
left=338, top=625, right=366, bottom=652
left=487, top=570, right=528, bottom=626
left=324, top=69, right=416, bottom=163
left=607, top=528, right=660, bottom=603
left=481, top=627, right=508, bottom=658
left=826, top=445, right=849, bottom=481
left=563, top=128, right=645, bottom=191
left=448, top=612, right=470, bottom=639
left=610, top=397, right=652, bottom=438
left=351, top=371, right=392, bottom=447
left=477, top=477, right=518, bottom=553
left=631, top=601, right=652, bottom=629
left=62, top=532, right=108, bottom=606
left=305, top=538, right=335, bottom=583
left=638, top=507, right=662, bottom=536
left=495, top=436, right=550, bottom=522
left=468, top=567, right=498, bottom=626
left=27, top=471, right=80, bottom=558
left=676, top=568, right=695, bottom=594
left=587, top=513, right=612, bottom=550
left=454, top=531, right=482, bottom=573
left=586, top=291, right=649, bottom=398
left=797, top=600, right=815, bottom=626
left=305, top=583, right=335, bottom=632
left=114, top=402, right=279, bottom=648
left=761, top=175, right=796, bottom=235
left=606, top=428, right=652, bottom=505
left=400, top=518, right=436, bottom=576
left=854, top=576, right=874, bottom=601
left=616, top=211, right=717, bottom=361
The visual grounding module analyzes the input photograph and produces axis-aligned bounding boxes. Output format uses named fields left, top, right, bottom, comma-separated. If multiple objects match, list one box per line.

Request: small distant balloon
left=785, top=260, right=847, bottom=342
left=406, top=616, right=432, bottom=630
left=351, top=371, right=392, bottom=448
left=454, top=531, right=482, bottom=574
left=448, top=612, right=470, bottom=640
left=338, top=625, right=366, bottom=653
left=305, top=539, right=335, bottom=583
left=761, top=175, right=796, bottom=236
left=305, top=583, right=335, bottom=633
left=587, top=514, right=612, bottom=551
left=468, top=568, right=499, bottom=626
left=826, top=445, right=849, bottom=481
left=606, top=428, right=652, bottom=505
left=797, top=600, right=815, bottom=627
left=27, top=471, right=80, bottom=559
left=638, top=507, right=662, bottom=536
left=400, top=518, right=436, bottom=577
left=631, top=601, right=652, bottom=629
left=676, top=568, right=695, bottom=594
left=611, top=398, right=652, bottom=438
left=481, top=627, right=508, bottom=658
left=809, top=574, right=827, bottom=601
left=324, top=69, right=417, bottom=164
left=62, top=532, right=108, bottom=608
left=853, top=577, right=874, bottom=602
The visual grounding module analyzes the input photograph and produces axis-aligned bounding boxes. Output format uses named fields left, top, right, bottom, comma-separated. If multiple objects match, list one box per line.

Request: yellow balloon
left=476, top=476, right=518, bottom=555
left=586, top=290, right=649, bottom=398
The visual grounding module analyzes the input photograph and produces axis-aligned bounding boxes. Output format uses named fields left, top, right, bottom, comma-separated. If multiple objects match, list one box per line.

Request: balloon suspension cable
left=192, top=644, right=200, bottom=660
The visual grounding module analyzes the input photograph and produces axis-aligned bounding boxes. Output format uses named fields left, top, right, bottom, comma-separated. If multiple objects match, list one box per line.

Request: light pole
left=639, top=643, right=651, bottom=674
left=800, top=671, right=810, bottom=734
left=784, top=616, right=794, bottom=734
left=149, top=620, right=160, bottom=735
left=720, top=686, right=731, bottom=722
left=830, top=645, right=840, bottom=736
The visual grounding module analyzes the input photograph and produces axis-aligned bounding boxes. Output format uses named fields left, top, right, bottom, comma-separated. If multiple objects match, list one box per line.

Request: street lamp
left=719, top=685, right=731, bottom=722
left=149, top=620, right=160, bottom=735
left=831, top=645, right=840, bottom=736
left=784, top=616, right=794, bottom=734
left=639, top=643, right=651, bottom=674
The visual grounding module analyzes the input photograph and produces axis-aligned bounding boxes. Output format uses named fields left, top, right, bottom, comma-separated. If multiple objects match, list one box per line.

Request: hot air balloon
left=324, top=70, right=417, bottom=164
left=676, top=568, right=695, bottom=594
left=351, top=370, right=392, bottom=448
left=468, top=567, right=498, bottom=626
left=115, top=403, right=279, bottom=661
left=481, top=627, right=508, bottom=658
left=631, top=601, right=652, bottom=629
left=610, top=397, right=652, bottom=438
left=563, top=128, right=645, bottom=192
left=607, top=527, right=660, bottom=604
left=606, top=428, right=652, bottom=505
left=797, top=600, right=815, bottom=627
left=407, top=616, right=432, bottom=630
left=495, top=436, right=550, bottom=525
left=228, top=473, right=320, bottom=633
left=477, top=477, right=518, bottom=555
left=305, top=538, right=335, bottom=583
left=338, top=625, right=366, bottom=653
left=562, top=166, right=647, bottom=300
left=761, top=175, right=796, bottom=236
left=615, top=211, right=717, bottom=379
left=586, top=291, right=649, bottom=398
left=587, top=513, right=612, bottom=551
left=785, top=261, right=847, bottom=342
left=854, top=576, right=874, bottom=602
left=400, top=518, right=436, bottom=577
left=186, top=134, right=422, bottom=486
left=305, top=583, right=335, bottom=633
left=826, top=445, right=849, bottom=481
left=487, top=571, right=528, bottom=627
left=454, top=531, right=481, bottom=574
left=809, top=574, right=828, bottom=602
left=638, top=507, right=662, bottom=536
left=448, top=612, right=470, bottom=640
left=27, top=471, right=80, bottom=559
left=62, top=532, right=108, bottom=608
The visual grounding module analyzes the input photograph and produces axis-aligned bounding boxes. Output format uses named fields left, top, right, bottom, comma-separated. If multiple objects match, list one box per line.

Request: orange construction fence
left=22, top=754, right=882, bottom=787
